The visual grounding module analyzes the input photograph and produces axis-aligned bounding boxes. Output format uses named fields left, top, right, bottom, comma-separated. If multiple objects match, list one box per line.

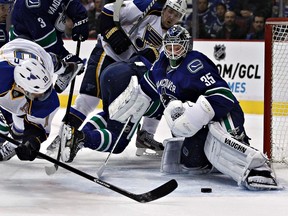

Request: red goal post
left=264, top=18, right=288, bottom=163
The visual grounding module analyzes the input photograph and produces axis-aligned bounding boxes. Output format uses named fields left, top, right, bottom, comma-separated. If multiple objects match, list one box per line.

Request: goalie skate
left=135, top=130, right=164, bottom=157
left=60, top=124, right=85, bottom=163
left=243, top=168, right=283, bottom=190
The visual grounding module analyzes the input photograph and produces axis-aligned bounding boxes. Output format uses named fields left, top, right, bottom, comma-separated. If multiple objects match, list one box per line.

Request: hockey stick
left=97, top=116, right=132, bottom=177
left=45, top=40, right=82, bottom=175
left=0, top=133, right=178, bottom=203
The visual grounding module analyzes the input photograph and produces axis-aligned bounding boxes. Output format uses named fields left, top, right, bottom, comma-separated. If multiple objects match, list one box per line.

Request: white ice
left=1, top=109, right=288, bottom=216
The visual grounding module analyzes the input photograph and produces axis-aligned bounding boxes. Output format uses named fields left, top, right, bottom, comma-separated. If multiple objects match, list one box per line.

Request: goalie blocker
left=161, top=122, right=282, bottom=191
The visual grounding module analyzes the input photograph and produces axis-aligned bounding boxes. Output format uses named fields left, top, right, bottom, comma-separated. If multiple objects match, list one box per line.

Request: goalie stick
left=0, top=133, right=178, bottom=203
left=45, top=40, right=81, bottom=176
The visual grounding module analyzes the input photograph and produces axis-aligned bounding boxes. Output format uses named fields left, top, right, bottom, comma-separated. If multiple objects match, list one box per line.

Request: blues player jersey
left=0, top=38, right=59, bottom=121
left=10, top=0, right=87, bottom=58
left=100, top=0, right=164, bottom=62
left=140, top=51, right=240, bottom=121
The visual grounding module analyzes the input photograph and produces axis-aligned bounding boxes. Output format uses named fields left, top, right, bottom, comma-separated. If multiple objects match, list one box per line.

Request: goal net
left=264, top=18, right=288, bottom=163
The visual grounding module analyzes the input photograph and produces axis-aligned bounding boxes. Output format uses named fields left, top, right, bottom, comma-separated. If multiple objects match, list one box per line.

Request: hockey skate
left=60, top=124, right=85, bottom=163
left=0, top=142, right=17, bottom=161
left=46, top=135, right=61, bottom=157
left=54, top=62, right=83, bottom=93
left=135, top=129, right=164, bottom=157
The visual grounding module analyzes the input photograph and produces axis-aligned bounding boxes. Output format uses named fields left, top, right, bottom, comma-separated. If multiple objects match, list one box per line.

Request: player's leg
left=46, top=43, right=114, bottom=155
left=135, top=117, right=164, bottom=157
left=60, top=111, right=138, bottom=162
left=205, top=122, right=281, bottom=190
left=160, top=128, right=213, bottom=174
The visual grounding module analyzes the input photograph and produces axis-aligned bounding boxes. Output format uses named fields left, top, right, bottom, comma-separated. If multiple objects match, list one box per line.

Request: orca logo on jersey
left=26, top=0, right=41, bottom=8
left=187, top=59, right=203, bottom=74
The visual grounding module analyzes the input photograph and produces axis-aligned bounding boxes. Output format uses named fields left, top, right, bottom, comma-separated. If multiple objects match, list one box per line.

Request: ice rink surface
left=1, top=109, right=288, bottom=216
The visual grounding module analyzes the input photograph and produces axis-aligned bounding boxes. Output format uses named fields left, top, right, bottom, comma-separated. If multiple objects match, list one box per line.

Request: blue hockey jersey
left=10, top=0, right=87, bottom=58
left=140, top=50, right=240, bottom=121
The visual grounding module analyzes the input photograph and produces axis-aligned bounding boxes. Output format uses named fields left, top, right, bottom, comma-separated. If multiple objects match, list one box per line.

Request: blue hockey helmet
left=163, top=25, right=192, bottom=68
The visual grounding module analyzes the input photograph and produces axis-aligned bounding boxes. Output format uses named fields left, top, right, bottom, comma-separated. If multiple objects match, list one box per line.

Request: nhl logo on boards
left=214, top=44, right=226, bottom=61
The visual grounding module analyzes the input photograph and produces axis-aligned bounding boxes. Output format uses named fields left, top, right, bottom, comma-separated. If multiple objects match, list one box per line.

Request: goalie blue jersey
left=10, top=0, right=87, bottom=58
left=140, top=50, right=240, bottom=121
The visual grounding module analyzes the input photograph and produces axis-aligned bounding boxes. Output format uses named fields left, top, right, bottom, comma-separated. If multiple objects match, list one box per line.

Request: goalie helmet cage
left=264, top=18, right=288, bottom=164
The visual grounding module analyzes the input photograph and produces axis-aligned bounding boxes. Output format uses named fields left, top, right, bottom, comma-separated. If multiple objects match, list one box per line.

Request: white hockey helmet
left=14, top=58, right=53, bottom=101
left=164, top=0, right=187, bottom=19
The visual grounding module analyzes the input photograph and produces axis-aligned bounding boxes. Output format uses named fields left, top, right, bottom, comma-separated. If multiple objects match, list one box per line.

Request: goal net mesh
left=265, top=19, right=288, bottom=163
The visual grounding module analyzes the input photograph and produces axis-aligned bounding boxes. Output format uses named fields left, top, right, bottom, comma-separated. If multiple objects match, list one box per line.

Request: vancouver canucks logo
left=26, top=0, right=41, bottom=8
left=214, top=44, right=226, bottom=61
left=187, top=59, right=204, bottom=74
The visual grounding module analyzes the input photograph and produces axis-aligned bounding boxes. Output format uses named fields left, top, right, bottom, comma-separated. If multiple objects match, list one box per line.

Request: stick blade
left=133, top=179, right=178, bottom=203
left=96, top=164, right=105, bottom=178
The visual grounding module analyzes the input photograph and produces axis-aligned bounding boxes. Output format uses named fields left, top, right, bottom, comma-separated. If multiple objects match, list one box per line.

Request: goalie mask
left=14, top=58, right=53, bottom=101
left=163, top=25, right=192, bottom=68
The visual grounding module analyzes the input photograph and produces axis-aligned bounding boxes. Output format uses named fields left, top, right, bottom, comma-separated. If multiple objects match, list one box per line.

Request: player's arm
left=100, top=2, right=132, bottom=55
left=66, top=0, right=89, bottom=41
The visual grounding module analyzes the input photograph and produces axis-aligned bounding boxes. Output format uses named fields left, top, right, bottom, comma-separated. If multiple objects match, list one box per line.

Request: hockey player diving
left=0, top=38, right=83, bottom=161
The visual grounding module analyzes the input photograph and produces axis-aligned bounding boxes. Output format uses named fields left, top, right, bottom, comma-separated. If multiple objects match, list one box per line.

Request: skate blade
left=136, top=148, right=163, bottom=157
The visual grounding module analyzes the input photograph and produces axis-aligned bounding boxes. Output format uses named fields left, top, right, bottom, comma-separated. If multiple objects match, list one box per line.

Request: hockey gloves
left=63, top=54, right=86, bottom=75
left=72, top=17, right=89, bottom=41
left=103, top=27, right=132, bottom=55
left=15, top=137, right=40, bottom=161
left=137, top=47, right=159, bottom=64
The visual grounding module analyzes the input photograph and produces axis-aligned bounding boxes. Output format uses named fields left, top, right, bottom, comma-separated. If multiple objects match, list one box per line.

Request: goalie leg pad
left=109, top=76, right=151, bottom=123
left=204, top=122, right=280, bottom=190
left=160, top=137, right=184, bottom=173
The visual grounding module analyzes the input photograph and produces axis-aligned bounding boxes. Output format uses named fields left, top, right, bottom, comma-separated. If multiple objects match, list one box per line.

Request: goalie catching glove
left=164, top=96, right=215, bottom=137
left=109, top=76, right=151, bottom=123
